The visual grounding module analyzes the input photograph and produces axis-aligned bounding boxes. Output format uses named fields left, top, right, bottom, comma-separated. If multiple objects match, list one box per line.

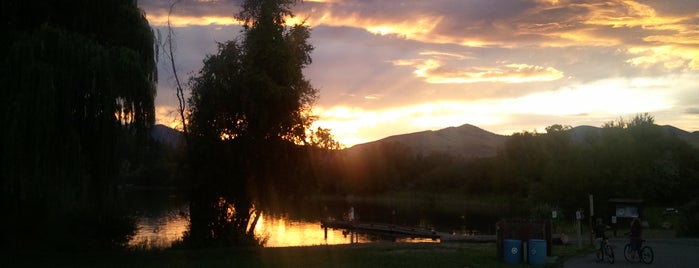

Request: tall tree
left=1, top=0, right=157, bottom=250
left=185, top=0, right=317, bottom=247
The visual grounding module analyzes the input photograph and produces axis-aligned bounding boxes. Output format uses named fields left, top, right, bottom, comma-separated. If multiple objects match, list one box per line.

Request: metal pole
left=576, top=209, right=582, bottom=249
left=589, top=194, right=594, bottom=245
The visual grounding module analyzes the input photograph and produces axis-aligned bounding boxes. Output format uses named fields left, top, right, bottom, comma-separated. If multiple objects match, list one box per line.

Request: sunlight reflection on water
left=129, top=215, right=189, bottom=249
left=129, top=212, right=436, bottom=249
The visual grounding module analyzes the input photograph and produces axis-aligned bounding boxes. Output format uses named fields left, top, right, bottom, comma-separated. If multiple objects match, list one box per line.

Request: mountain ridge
left=347, top=124, right=508, bottom=158
left=347, top=123, right=699, bottom=159
left=151, top=124, right=183, bottom=147
left=150, top=123, right=699, bottom=156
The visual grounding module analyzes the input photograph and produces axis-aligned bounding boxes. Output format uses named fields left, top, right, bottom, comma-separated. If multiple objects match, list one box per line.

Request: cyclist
left=630, top=217, right=643, bottom=253
left=593, top=218, right=609, bottom=261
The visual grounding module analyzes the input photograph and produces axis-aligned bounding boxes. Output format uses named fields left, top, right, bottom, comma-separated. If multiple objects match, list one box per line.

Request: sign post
left=576, top=209, right=582, bottom=249
left=589, top=194, right=594, bottom=245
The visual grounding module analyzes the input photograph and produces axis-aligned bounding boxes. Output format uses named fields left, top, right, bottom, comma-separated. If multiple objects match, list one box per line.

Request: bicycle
left=596, top=237, right=615, bottom=264
left=623, top=239, right=654, bottom=264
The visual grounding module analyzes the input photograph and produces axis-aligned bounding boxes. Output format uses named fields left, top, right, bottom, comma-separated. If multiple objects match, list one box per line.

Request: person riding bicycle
left=593, top=218, right=609, bottom=260
left=630, top=217, right=643, bottom=252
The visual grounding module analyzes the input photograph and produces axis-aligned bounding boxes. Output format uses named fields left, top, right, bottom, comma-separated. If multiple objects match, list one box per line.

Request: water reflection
left=129, top=211, right=188, bottom=248
left=129, top=210, right=437, bottom=249
left=255, top=214, right=355, bottom=247
left=125, top=191, right=503, bottom=249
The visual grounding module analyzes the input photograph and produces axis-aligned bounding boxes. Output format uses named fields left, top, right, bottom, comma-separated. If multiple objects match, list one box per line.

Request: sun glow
left=311, top=75, right=679, bottom=147
left=253, top=214, right=364, bottom=247
left=367, top=25, right=395, bottom=36
left=508, top=79, right=672, bottom=116
left=155, top=105, right=186, bottom=131
left=146, top=13, right=243, bottom=27
left=311, top=102, right=505, bottom=147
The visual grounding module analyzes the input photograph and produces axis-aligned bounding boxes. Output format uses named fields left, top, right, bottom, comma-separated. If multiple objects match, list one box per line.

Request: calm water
left=124, top=190, right=502, bottom=249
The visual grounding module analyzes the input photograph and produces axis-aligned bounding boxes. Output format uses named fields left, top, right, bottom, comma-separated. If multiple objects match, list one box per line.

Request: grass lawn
left=5, top=242, right=586, bottom=268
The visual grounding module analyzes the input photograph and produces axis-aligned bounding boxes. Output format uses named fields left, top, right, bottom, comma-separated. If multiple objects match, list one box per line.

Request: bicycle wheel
left=623, top=244, right=636, bottom=262
left=596, top=246, right=604, bottom=262
left=605, top=244, right=615, bottom=264
left=640, top=246, right=654, bottom=264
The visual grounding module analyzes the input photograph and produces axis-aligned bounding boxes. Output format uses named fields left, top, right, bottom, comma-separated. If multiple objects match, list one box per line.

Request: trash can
left=528, top=239, right=547, bottom=265
left=503, top=239, right=522, bottom=264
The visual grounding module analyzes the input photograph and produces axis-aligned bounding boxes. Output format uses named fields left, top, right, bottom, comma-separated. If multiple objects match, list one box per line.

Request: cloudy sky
left=139, top=0, right=699, bottom=147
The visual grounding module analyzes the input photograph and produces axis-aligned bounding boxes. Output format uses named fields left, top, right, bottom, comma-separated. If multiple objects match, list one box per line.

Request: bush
left=677, top=199, right=699, bottom=237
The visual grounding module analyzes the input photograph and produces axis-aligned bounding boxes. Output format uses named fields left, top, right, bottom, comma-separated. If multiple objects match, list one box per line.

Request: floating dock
left=320, top=219, right=496, bottom=242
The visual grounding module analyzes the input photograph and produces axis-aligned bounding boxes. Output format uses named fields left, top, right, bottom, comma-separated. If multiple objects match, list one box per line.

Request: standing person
left=630, top=217, right=643, bottom=251
left=348, top=206, right=355, bottom=222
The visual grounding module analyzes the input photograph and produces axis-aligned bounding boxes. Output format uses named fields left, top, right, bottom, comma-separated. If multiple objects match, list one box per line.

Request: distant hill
left=347, top=124, right=508, bottom=158
left=569, top=125, right=601, bottom=144
left=150, top=124, right=182, bottom=147
left=149, top=123, right=698, bottom=155
left=661, top=125, right=699, bottom=148
left=347, top=123, right=699, bottom=159
left=569, top=124, right=699, bottom=148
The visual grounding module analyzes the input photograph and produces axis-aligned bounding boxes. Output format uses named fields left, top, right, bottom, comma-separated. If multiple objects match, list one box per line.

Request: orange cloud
left=155, top=105, right=186, bottom=131
left=393, top=57, right=564, bottom=84
left=537, top=0, right=699, bottom=70
left=146, top=10, right=243, bottom=27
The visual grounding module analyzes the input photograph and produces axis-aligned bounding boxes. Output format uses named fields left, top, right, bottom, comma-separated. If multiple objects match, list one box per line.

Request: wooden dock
left=320, top=219, right=497, bottom=243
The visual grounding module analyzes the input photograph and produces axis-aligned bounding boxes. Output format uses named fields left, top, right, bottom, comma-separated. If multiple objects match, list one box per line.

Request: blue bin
left=528, top=239, right=547, bottom=265
left=503, top=239, right=522, bottom=264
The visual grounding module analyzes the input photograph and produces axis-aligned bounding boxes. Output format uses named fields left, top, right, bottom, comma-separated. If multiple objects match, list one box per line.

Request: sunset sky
left=139, top=0, right=699, bottom=147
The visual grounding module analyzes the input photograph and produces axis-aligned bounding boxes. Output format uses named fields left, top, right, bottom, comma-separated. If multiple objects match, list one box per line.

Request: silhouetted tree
left=185, top=0, right=317, bottom=247
left=1, top=0, right=157, bottom=250
left=308, top=127, right=343, bottom=150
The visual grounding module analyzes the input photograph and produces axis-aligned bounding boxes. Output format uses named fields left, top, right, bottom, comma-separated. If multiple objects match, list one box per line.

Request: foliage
left=307, top=127, right=343, bottom=150
left=184, top=0, right=318, bottom=247
left=677, top=198, right=699, bottom=237
left=1, top=0, right=157, bottom=250
left=310, top=114, right=699, bottom=224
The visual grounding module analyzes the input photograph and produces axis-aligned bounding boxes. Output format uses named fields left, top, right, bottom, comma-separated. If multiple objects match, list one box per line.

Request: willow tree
left=186, top=0, right=317, bottom=247
left=1, top=0, right=157, bottom=249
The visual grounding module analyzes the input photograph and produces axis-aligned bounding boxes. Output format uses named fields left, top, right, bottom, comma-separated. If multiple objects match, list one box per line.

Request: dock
left=320, top=219, right=497, bottom=243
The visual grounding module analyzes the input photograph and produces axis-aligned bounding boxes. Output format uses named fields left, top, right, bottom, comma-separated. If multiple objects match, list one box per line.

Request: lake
left=124, top=190, right=505, bottom=249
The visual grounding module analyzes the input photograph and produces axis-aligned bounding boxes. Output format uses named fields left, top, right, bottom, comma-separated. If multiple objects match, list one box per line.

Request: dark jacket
left=594, top=223, right=606, bottom=239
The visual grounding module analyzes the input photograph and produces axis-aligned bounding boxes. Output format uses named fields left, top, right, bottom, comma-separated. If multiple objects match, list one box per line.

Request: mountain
left=569, top=124, right=699, bottom=148
left=569, top=125, right=601, bottom=144
left=661, top=125, right=699, bottom=148
left=347, top=123, right=699, bottom=159
left=347, top=124, right=508, bottom=158
left=148, top=122, right=698, bottom=155
left=150, top=124, right=183, bottom=147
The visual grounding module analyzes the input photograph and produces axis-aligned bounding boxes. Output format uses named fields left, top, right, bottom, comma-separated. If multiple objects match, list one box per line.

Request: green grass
left=5, top=242, right=585, bottom=268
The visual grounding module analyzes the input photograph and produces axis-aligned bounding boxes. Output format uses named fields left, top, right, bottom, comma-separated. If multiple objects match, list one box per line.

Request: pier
left=320, top=219, right=497, bottom=243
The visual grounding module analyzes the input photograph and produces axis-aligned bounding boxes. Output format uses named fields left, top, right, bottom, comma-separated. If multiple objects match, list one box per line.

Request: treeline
left=308, top=114, right=699, bottom=219
left=1, top=0, right=157, bottom=250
